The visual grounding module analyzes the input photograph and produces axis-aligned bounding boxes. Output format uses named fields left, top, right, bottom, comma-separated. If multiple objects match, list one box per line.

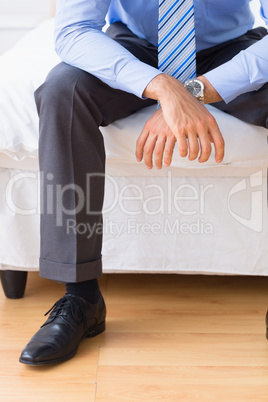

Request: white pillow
left=0, top=19, right=59, bottom=160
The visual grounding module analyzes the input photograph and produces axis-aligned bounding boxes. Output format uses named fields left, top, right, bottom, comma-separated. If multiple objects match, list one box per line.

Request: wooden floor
left=1, top=273, right=268, bottom=401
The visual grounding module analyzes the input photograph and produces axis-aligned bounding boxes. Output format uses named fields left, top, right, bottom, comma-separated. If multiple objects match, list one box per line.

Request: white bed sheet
left=0, top=16, right=268, bottom=276
left=0, top=165, right=267, bottom=275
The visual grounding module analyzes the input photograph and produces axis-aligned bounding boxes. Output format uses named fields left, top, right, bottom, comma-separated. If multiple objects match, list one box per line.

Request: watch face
left=185, top=80, right=202, bottom=96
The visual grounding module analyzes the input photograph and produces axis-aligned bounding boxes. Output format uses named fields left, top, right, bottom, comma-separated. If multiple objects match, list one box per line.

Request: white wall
left=0, top=0, right=53, bottom=54
left=250, top=0, right=266, bottom=27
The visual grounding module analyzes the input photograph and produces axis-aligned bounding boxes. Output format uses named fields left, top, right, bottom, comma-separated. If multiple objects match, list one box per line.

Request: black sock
left=65, top=279, right=100, bottom=303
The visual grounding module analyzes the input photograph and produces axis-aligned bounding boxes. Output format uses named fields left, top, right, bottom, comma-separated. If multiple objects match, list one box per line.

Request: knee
left=34, top=62, right=85, bottom=110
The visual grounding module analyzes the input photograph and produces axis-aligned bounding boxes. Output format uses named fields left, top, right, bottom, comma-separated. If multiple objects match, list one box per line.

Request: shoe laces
left=44, top=295, right=86, bottom=325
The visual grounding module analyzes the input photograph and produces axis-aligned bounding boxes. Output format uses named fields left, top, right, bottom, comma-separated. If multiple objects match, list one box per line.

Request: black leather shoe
left=19, top=293, right=106, bottom=366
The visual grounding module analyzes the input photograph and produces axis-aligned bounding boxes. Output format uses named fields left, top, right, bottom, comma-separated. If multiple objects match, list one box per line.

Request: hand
left=137, top=74, right=225, bottom=168
left=136, top=107, right=176, bottom=169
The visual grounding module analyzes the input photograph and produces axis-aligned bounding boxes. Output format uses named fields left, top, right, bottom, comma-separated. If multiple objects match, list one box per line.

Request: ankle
left=65, top=279, right=100, bottom=304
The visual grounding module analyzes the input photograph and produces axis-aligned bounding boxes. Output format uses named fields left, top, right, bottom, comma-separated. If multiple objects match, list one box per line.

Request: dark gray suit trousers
left=35, top=22, right=268, bottom=283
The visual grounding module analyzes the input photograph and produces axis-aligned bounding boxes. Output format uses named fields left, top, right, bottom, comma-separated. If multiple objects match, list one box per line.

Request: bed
left=0, top=16, right=267, bottom=297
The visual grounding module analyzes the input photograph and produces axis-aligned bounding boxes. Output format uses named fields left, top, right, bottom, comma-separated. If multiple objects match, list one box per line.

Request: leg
left=20, top=23, right=157, bottom=365
left=210, top=82, right=268, bottom=128
left=197, top=27, right=268, bottom=340
left=36, top=62, right=155, bottom=283
left=37, top=23, right=157, bottom=284
left=197, top=27, right=268, bottom=128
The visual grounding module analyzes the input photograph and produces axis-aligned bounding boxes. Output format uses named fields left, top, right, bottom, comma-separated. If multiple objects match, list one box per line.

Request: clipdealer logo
left=6, top=170, right=265, bottom=234
left=227, top=170, right=264, bottom=233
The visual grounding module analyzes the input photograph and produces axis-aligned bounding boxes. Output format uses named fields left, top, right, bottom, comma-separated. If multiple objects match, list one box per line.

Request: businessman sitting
left=20, top=0, right=268, bottom=365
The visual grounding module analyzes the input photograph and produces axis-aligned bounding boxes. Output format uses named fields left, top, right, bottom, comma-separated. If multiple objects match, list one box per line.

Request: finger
left=176, top=132, right=188, bottom=158
left=208, top=132, right=213, bottom=143
left=209, top=122, right=225, bottom=163
left=198, top=130, right=212, bottom=163
left=187, top=132, right=200, bottom=161
left=164, top=137, right=176, bottom=167
left=144, top=136, right=158, bottom=169
left=154, top=137, right=166, bottom=169
left=136, top=125, right=149, bottom=162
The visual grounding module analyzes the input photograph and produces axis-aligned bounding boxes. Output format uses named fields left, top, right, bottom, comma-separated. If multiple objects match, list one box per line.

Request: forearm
left=197, top=75, right=222, bottom=104
left=143, top=73, right=222, bottom=104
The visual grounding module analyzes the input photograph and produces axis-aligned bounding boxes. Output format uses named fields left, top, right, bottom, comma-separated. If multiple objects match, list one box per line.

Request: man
left=20, top=0, right=268, bottom=365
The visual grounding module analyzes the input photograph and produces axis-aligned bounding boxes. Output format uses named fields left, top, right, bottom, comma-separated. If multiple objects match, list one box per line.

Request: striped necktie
left=158, top=0, right=196, bottom=83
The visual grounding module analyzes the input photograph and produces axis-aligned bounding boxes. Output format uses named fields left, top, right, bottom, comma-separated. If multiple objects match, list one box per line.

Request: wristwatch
left=184, top=79, right=204, bottom=104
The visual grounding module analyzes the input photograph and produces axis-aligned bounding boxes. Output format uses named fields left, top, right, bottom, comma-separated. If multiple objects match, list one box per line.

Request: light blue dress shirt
left=55, top=0, right=268, bottom=103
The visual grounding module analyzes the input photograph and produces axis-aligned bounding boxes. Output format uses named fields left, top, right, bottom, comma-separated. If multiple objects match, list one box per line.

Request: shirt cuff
left=115, top=59, right=162, bottom=99
left=204, top=59, right=258, bottom=104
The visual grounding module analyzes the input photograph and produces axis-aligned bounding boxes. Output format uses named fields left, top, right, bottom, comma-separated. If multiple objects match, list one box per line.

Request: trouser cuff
left=39, top=257, right=102, bottom=283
